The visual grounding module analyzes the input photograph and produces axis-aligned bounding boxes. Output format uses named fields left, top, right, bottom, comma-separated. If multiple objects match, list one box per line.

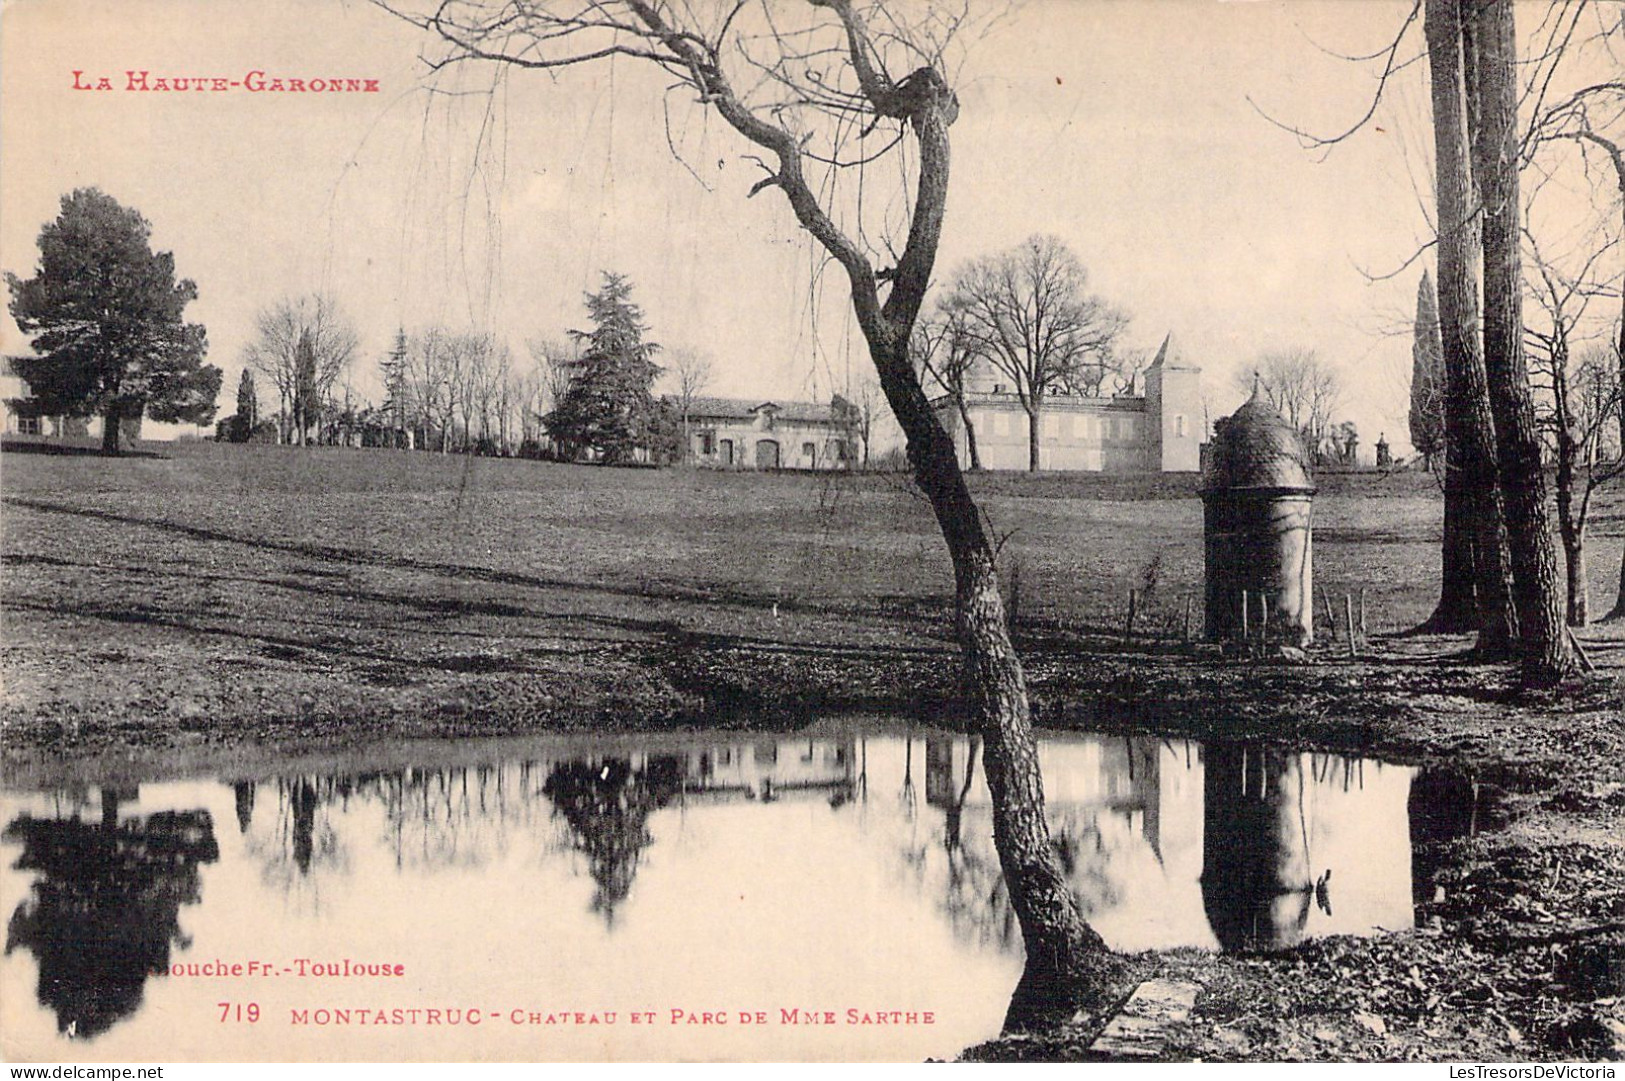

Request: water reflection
left=3, top=788, right=218, bottom=1038
left=0, top=728, right=1465, bottom=1059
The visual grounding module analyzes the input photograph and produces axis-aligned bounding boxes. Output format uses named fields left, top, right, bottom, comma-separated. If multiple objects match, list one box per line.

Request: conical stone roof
left=1202, top=391, right=1315, bottom=493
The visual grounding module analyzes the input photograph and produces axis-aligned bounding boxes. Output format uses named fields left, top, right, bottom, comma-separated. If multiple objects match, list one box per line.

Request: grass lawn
left=2, top=439, right=1622, bottom=750
left=2, top=440, right=1622, bottom=1062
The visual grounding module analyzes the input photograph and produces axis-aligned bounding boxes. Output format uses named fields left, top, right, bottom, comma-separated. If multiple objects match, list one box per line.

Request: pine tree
left=231, top=369, right=258, bottom=442
left=379, top=328, right=410, bottom=448
left=544, top=273, right=662, bottom=464
left=6, top=188, right=221, bottom=455
left=1408, top=270, right=1446, bottom=471
left=292, top=330, right=318, bottom=445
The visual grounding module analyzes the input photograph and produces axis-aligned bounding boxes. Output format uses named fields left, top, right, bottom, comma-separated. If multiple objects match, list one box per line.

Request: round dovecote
left=1201, top=391, right=1316, bottom=647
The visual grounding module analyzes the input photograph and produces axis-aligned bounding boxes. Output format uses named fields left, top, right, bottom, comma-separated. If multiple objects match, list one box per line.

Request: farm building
left=933, top=334, right=1204, bottom=473
left=684, top=397, right=855, bottom=470
left=1, top=359, right=172, bottom=443
left=0, top=359, right=91, bottom=439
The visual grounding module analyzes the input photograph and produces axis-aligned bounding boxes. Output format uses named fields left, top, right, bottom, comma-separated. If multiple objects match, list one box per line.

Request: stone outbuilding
left=684, top=397, right=855, bottom=470
left=1201, top=390, right=1316, bottom=646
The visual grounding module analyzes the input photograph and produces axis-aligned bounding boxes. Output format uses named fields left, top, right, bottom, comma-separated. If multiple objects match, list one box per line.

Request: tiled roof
left=1202, top=392, right=1314, bottom=492
left=683, top=396, right=844, bottom=424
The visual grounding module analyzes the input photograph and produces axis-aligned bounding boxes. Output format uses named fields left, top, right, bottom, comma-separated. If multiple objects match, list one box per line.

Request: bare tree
left=379, top=0, right=1111, bottom=1026
left=912, top=301, right=982, bottom=470
left=665, top=347, right=714, bottom=464
left=406, top=326, right=458, bottom=453
left=242, top=294, right=360, bottom=445
left=943, top=234, right=1128, bottom=471
left=847, top=372, right=883, bottom=467
left=1531, top=76, right=1625, bottom=618
left=1525, top=226, right=1624, bottom=625
left=527, top=336, right=576, bottom=410
left=524, top=335, right=578, bottom=457
left=1231, top=348, right=1342, bottom=459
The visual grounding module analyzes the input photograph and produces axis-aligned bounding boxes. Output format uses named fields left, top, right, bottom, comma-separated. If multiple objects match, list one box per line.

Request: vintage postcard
left=2, top=0, right=1622, bottom=1067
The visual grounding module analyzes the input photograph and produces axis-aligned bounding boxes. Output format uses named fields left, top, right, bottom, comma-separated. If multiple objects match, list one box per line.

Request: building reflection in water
left=1200, top=745, right=1317, bottom=951
left=0, top=728, right=1439, bottom=1047
left=915, top=734, right=1415, bottom=955
left=3, top=786, right=218, bottom=1039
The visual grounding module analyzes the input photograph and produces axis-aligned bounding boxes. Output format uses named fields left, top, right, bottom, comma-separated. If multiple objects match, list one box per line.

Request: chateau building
left=933, top=334, right=1203, bottom=473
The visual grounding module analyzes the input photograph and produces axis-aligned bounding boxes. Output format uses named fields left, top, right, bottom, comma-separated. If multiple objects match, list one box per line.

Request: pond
left=0, top=723, right=1485, bottom=1062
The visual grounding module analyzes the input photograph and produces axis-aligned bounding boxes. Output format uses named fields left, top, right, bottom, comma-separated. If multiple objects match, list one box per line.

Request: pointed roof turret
left=1150, top=333, right=1173, bottom=368
left=1149, top=332, right=1198, bottom=371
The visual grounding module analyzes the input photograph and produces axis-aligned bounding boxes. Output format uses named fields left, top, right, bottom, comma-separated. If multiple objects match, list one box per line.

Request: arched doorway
left=755, top=439, right=780, bottom=469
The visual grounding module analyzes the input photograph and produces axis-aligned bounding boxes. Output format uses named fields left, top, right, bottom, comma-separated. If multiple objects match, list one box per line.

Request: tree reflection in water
left=921, top=736, right=1021, bottom=952
left=4, top=789, right=218, bottom=1039
left=542, top=756, right=684, bottom=926
left=913, top=737, right=1144, bottom=955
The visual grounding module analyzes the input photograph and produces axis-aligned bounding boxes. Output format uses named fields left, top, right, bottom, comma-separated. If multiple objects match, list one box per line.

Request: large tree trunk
left=955, top=392, right=983, bottom=471
left=1612, top=290, right=1625, bottom=619
left=1563, top=525, right=1589, bottom=627
left=619, top=1, right=1108, bottom=1029
left=1551, top=360, right=1590, bottom=626
left=1421, top=446, right=1477, bottom=632
left=1026, top=399, right=1042, bottom=472
left=1422, top=0, right=1515, bottom=648
left=1599, top=147, right=1625, bottom=621
left=1466, top=0, right=1573, bottom=682
left=871, top=334, right=1110, bottom=1032
left=101, top=402, right=121, bottom=456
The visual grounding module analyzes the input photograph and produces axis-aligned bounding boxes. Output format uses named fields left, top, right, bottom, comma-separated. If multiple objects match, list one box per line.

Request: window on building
left=17, top=415, right=41, bottom=436
left=802, top=441, right=816, bottom=460
left=1175, top=414, right=1187, bottom=438
left=699, top=431, right=715, bottom=455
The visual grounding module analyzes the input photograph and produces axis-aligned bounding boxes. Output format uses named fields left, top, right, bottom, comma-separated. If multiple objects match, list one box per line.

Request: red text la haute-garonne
left=73, top=71, right=380, bottom=93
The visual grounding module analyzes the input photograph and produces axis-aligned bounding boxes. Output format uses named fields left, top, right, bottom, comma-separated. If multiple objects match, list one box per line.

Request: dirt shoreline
left=4, top=626, right=1621, bottom=1062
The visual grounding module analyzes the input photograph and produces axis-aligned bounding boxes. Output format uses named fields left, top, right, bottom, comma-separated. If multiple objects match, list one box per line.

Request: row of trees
left=226, top=288, right=642, bottom=459
left=222, top=272, right=886, bottom=467
left=1411, top=260, right=1624, bottom=628
left=1409, top=0, right=1586, bottom=678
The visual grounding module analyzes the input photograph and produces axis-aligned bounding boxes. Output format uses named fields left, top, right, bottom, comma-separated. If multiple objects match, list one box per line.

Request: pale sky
left=1, top=0, right=1617, bottom=457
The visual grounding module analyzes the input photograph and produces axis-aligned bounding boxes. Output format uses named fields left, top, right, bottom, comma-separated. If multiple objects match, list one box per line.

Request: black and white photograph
left=1, top=0, right=1622, bottom=1066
